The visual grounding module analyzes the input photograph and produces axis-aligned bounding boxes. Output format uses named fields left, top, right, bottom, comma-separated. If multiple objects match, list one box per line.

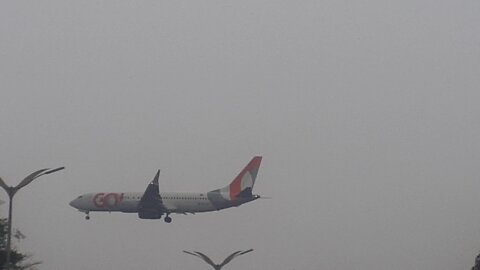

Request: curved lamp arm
left=15, top=167, right=64, bottom=193
left=0, top=167, right=65, bottom=197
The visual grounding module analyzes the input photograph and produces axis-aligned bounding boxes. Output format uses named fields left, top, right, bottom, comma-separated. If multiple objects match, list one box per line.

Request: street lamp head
left=183, top=249, right=253, bottom=270
left=15, top=167, right=65, bottom=193
left=45, top=167, right=65, bottom=175
left=14, top=169, right=51, bottom=192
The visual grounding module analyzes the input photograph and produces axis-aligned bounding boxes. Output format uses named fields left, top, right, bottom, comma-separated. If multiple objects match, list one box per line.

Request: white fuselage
left=69, top=156, right=263, bottom=221
left=70, top=191, right=219, bottom=214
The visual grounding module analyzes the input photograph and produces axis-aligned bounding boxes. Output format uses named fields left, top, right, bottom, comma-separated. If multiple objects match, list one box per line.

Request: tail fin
left=220, top=156, right=262, bottom=200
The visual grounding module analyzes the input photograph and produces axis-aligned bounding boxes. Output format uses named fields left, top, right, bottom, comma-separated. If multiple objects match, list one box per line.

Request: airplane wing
left=137, top=170, right=167, bottom=219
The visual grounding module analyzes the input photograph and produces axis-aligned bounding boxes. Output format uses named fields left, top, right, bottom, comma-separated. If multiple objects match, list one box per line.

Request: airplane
left=69, top=156, right=263, bottom=223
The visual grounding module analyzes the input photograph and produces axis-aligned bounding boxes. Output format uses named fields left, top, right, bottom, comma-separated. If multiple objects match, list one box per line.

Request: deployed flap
left=137, top=170, right=166, bottom=219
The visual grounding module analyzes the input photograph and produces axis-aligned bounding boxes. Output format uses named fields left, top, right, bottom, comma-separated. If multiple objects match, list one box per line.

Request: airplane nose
left=69, top=199, right=79, bottom=209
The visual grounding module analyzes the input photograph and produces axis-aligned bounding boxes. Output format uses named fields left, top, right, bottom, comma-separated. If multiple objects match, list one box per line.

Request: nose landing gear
left=85, top=211, right=90, bottom=220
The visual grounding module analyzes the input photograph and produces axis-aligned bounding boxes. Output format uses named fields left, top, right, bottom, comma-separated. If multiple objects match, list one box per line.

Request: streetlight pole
left=0, top=167, right=64, bottom=270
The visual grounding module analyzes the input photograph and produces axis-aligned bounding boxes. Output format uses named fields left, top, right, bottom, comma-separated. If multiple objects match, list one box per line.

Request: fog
left=1, top=1, right=480, bottom=270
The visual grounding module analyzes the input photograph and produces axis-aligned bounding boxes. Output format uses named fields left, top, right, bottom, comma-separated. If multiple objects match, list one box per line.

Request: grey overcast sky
left=1, top=1, right=480, bottom=270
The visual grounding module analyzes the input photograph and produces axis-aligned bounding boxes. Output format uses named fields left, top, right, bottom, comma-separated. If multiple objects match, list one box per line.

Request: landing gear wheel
left=85, top=212, right=90, bottom=220
left=164, top=216, right=172, bottom=223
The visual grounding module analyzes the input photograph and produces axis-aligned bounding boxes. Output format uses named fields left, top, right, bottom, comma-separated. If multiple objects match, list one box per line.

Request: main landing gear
left=164, top=215, right=172, bottom=223
left=85, top=211, right=90, bottom=220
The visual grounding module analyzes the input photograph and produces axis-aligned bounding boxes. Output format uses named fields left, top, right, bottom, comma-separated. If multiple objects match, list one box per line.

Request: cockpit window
left=77, top=196, right=83, bottom=199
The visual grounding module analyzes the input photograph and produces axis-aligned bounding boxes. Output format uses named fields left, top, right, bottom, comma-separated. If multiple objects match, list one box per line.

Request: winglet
left=152, top=170, right=160, bottom=185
